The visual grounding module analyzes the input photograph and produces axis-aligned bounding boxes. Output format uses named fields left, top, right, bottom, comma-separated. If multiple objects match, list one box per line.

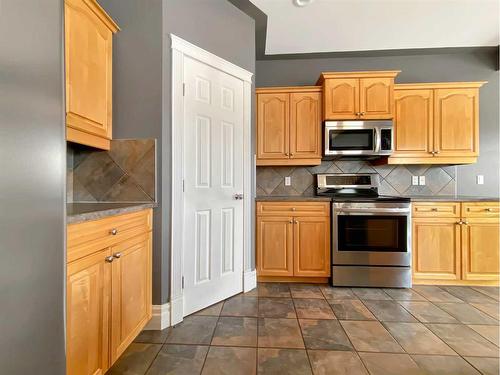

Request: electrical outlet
left=284, top=176, right=291, bottom=186
left=412, top=176, right=419, bottom=186
left=419, top=176, right=426, bottom=185
left=476, top=175, right=484, bottom=185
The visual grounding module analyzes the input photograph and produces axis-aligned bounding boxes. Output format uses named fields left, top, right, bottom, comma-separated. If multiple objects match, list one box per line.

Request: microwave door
left=326, top=128, right=375, bottom=155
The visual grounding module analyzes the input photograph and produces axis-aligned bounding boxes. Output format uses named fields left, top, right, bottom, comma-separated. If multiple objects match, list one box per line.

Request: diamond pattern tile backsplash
left=256, top=160, right=456, bottom=197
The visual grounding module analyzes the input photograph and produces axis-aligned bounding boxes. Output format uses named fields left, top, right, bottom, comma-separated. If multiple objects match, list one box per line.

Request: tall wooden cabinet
left=65, top=0, right=119, bottom=150
left=256, top=87, right=322, bottom=166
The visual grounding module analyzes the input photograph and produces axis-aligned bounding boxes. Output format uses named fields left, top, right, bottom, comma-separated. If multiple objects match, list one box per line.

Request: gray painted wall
left=0, top=1, right=66, bottom=374
left=256, top=48, right=500, bottom=197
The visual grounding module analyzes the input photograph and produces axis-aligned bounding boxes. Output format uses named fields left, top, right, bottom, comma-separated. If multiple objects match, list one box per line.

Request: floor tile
left=470, top=302, right=500, bottom=320
left=294, top=298, right=336, bottom=319
left=472, top=286, right=500, bottom=301
left=299, top=319, right=352, bottom=350
left=145, top=344, right=208, bottom=375
left=340, top=320, right=403, bottom=353
left=411, top=355, right=480, bottom=375
left=258, top=297, right=296, bottom=318
left=211, top=317, right=257, bottom=347
left=221, top=295, right=258, bottom=317
left=258, top=348, right=312, bottom=374
left=359, top=352, right=422, bottom=375
left=107, top=343, right=161, bottom=375
left=384, top=322, right=456, bottom=355
left=362, top=300, right=417, bottom=322
left=255, top=283, right=291, bottom=298
left=202, top=346, right=256, bottom=375
left=290, top=284, right=324, bottom=299
left=398, top=301, right=459, bottom=323
left=464, top=357, right=500, bottom=375
left=351, top=288, right=392, bottom=300
left=328, top=300, right=376, bottom=321
left=384, top=288, right=427, bottom=301
left=427, top=323, right=500, bottom=357
left=134, top=328, right=171, bottom=344
left=412, top=285, right=463, bottom=302
left=440, top=286, right=497, bottom=303
left=195, top=301, right=224, bottom=316
left=166, top=316, right=218, bottom=345
left=435, top=302, right=498, bottom=325
left=468, top=324, right=500, bottom=346
left=320, top=287, right=357, bottom=301
left=308, top=350, right=368, bottom=375
left=258, top=318, right=304, bottom=348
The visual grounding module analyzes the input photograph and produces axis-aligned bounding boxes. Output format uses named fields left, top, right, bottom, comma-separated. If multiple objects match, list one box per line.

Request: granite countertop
left=67, top=202, right=157, bottom=224
left=256, top=195, right=498, bottom=203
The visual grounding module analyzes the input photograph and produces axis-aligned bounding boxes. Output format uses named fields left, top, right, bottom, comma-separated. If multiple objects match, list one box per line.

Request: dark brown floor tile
left=134, top=328, right=171, bottom=344
left=308, top=350, right=368, bottom=375
left=320, top=286, right=357, bottom=300
left=468, top=324, right=500, bottom=346
left=412, top=285, right=463, bottom=302
left=359, top=352, right=422, bottom=375
left=290, top=284, right=324, bottom=299
left=195, top=301, right=224, bottom=316
left=470, top=302, right=500, bottom=320
left=329, top=300, right=376, bottom=321
left=427, top=323, right=500, bottom=357
left=211, top=317, right=257, bottom=347
left=340, top=320, right=403, bottom=353
left=472, top=286, right=500, bottom=301
left=398, top=301, right=459, bottom=323
left=384, top=322, right=456, bottom=355
left=384, top=288, right=427, bottom=301
left=441, top=286, right=497, bottom=303
left=255, top=283, right=290, bottom=298
left=258, top=298, right=296, bottom=318
left=166, top=316, right=218, bottom=345
left=294, top=298, right=336, bottom=319
left=145, top=344, right=208, bottom=375
left=258, top=318, right=304, bottom=348
left=299, top=319, right=352, bottom=350
left=363, top=300, right=417, bottom=322
left=107, top=343, right=161, bottom=375
left=201, top=346, right=256, bottom=375
left=411, top=355, right=480, bottom=375
left=352, top=288, right=392, bottom=300
left=465, top=357, right=500, bottom=375
left=435, top=302, right=498, bottom=325
left=258, top=348, right=312, bottom=375
left=221, top=295, right=258, bottom=317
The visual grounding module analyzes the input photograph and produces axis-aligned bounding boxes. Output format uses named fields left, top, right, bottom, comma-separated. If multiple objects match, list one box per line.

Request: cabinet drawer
left=412, top=202, right=460, bottom=218
left=462, top=202, right=500, bottom=218
left=67, top=209, right=152, bottom=263
left=257, top=202, right=330, bottom=217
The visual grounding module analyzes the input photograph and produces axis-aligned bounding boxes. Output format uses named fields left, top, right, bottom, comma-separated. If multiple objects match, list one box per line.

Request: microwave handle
left=374, top=127, right=381, bottom=153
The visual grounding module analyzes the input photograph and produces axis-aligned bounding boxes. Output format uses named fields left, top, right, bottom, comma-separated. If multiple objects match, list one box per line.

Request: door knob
left=233, top=194, right=244, bottom=200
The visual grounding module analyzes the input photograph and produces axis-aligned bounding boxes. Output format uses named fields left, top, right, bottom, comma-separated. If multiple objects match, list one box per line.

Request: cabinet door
left=257, top=216, right=294, bottom=276
left=461, top=219, right=500, bottom=281
left=392, top=89, right=433, bottom=158
left=67, top=249, right=110, bottom=375
left=257, top=93, right=290, bottom=160
left=110, top=233, right=152, bottom=362
left=323, top=78, right=359, bottom=119
left=433, top=88, right=479, bottom=157
left=293, top=216, right=330, bottom=277
left=290, top=92, right=322, bottom=160
left=65, top=0, right=113, bottom=142
left=359, top=77, right=394, bottom=119
left=412, top=218, right=461, bottom=281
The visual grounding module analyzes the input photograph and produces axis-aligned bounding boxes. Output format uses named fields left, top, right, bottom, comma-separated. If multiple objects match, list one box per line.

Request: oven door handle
left=335, top=208, right=410, bottom=215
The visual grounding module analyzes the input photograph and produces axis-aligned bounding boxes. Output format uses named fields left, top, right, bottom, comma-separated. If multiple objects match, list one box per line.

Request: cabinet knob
left=291, top=207, right=296, bottom=211
left=113, top=252, right=122, bottom=259
left=290, top=153, right=294, bottom=157
left=486, top=208, right=493, bottom=212
left=285, top=152, right=289, bottom=156
left=463, top=221, right=469, bottom=225
left=294, top=220, right=298, bottom=224
left=360, top=112, right=365, bottom=115
left=431, top=208, right=438, bottom=211
left=110, top=228, right=118, bottom=235
left=105, top=256, right=114, bottom=263
left=457, top=221, right=463, bottom=225
left=289, top=220, right=293, bottom=224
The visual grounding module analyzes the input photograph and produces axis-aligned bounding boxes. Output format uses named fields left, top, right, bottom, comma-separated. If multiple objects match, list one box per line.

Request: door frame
left=170, top=34, right=254, bottom=325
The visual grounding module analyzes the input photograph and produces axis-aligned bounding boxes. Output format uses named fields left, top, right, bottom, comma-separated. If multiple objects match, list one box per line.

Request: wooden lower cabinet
left=294, top=216, right=330, bottom=277
left=257, top=216, right=294, bottom=276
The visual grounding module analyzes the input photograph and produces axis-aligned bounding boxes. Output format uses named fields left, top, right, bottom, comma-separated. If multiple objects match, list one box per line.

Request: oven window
left=337, top=215, right=407, bottom=252
left=328, top=129, right=374, bottom=151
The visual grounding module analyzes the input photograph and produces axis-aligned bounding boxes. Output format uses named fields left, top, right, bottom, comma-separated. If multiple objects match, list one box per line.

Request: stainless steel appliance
left=324, top=120, right=393, bottom=156
left=316, top=173, right=411, bottom=288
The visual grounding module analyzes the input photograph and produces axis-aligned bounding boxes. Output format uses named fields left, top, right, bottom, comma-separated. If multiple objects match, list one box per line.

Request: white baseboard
left=143, top=303, right=170, bottom=330
left=244, top=269, right=257, bottom=293
left=170, top=295, right=184, bottom=326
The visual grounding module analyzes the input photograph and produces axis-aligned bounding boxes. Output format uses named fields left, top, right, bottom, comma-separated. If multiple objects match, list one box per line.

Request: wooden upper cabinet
left=293, top=216, right=330, bottom=277
left=256, top=216, right=294, bottom=276
left=323, top=78, right=359, bottom=119
left=290, top=92, right=322, bottom=160
left=359, top=77, right=394, bottom=119
left=257, top=92, right=289, bottom=160
left=65, top=0, right=119, bottom=150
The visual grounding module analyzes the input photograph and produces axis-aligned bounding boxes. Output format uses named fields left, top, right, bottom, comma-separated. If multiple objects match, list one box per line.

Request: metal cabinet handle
left=289, top=220, right=293, bottom=224
left=291, top=207, right=296, bottom=211
left=285, top=152, right=289, bottom=156
left=113, top=253, right=122, bottom=259
left=486, top=208, right=493, bottom=212
left=105, top=256, right=114, bottom=263
left=294, top=220, right=298, bottom=224
left=110, top=228, right=118, bottom=235
left=457, top=221, right=463, bottom=225
left=463, top=221, right=469, bottom=225
left=435, top=150, right=440, bottom=154
left=431, top=208, right=438, bottom=212
left=290, top=153, right=294, bottom=157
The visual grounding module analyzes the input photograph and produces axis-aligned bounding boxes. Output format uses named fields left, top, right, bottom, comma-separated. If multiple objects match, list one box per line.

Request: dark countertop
left=255, top=196, right=332, bottom=202
left=256, top=195, right=498, bottom=203
left=67, top=202, right=157, bottom=224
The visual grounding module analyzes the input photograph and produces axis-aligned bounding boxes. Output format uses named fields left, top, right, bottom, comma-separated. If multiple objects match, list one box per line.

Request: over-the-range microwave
left=324, top=120, right=393, bottom=157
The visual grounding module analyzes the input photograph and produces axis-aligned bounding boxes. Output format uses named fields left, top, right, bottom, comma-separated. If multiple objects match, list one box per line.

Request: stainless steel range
left=316, top=173, right=412, bottom=288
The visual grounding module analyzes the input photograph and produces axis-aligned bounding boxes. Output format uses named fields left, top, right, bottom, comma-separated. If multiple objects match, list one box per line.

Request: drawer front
left=67, top=209, right=152, bottom=263
left=462, top=202, right=500, bottom=218
left=412, top=202, right=460, bottom=218
left=257, top=202, right=330, bottom=217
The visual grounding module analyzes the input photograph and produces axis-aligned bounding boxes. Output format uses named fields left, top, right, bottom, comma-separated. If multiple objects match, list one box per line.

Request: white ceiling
left=250, top=0, right=500, bottom=55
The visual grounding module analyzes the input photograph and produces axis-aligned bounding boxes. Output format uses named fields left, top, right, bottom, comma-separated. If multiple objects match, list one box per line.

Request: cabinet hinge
left=182, top=83, right=186, bottom=96
left=181, top=276, right=184, bottom=289
left=182, top=179, right=185, bottom=192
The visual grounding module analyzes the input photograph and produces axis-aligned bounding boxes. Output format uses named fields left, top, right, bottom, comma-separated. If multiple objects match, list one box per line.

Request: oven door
left=332, top=202, right=411, bottom=267
left=324, top=126, right=376, bottom=155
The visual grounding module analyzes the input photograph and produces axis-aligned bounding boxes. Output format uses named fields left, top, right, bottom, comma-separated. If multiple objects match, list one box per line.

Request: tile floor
left=107, top=283, right=500, bottom=374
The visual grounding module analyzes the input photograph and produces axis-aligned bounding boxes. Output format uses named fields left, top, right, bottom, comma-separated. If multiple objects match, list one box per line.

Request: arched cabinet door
left=290, top=92, right=322, bottom=160
left=359, top=77, right=394, bottom=119
left=323, top=78, right=359, bottom=119
left=257, top=93, right=290, bottom=160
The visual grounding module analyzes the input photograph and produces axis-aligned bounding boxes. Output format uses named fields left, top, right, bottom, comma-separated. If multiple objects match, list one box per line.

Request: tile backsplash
left=67, top=139, right=156, bottom=203
left=256, top=160, right=456, bottom=197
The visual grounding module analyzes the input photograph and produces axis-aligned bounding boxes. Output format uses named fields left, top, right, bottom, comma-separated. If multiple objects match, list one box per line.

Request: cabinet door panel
left=257, top=93, right=289, bottom=160
left=323, top=78, right=359, bottom=119
left=290, top=92, right=321, bottom=159
left=257, top=217, right=293, bottom=276
left=360, top=77, right=394, bottom=119
left=293, top=216, right=330, bottom=277
left=412, top=218, right=461, bottom=281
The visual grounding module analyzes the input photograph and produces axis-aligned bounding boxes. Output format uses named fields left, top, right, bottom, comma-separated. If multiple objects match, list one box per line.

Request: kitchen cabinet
left=256, top=202, right=330, bottom=280
left=65, top=0, right=119, bottom=150
left=317, top=71, right=400, bottom=120
left=389, top=82, right=485, bottom=165
left=412, top=202, right=499, bottom=285
left=66, top=209, right=152, bottom=375
left=256, top=87, right=322, bottom=166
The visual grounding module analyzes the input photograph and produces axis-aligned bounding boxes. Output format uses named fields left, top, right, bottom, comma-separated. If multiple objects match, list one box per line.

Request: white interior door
left=183, top=56, right=244, bottom=316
